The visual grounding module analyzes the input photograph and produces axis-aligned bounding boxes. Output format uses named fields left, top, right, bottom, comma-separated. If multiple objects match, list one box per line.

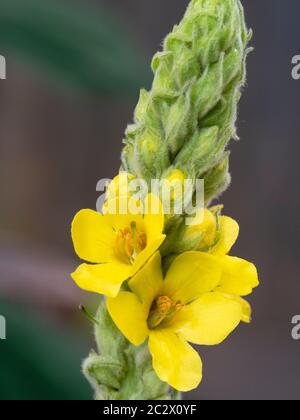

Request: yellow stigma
left=148, top=296, right=183, bottom=329
left=115, top=222, right=147, bottom=264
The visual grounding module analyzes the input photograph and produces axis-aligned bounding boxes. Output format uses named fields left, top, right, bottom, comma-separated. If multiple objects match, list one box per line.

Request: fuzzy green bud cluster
left=83, top=300, right=171, bottom=400
left=122, top=0, right=251, bottom=202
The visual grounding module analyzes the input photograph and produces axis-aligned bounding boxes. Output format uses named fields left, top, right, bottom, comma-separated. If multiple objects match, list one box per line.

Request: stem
left=83, top=299, right=172, bottom=400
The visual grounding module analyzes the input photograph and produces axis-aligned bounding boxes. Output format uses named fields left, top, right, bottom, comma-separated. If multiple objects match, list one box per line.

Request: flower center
left=147, top=296, right=183, bottom=329
left=115, top=221, right=147, bottom=264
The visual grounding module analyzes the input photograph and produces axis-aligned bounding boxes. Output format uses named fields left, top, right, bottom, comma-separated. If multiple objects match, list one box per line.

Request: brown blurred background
left=0, top=0, right=299, bottom=400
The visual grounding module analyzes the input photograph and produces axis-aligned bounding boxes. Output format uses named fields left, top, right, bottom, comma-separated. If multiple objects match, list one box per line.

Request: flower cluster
left=70, top=0, right=258, bottom=398
left=71, top=173, right=259, bottom=392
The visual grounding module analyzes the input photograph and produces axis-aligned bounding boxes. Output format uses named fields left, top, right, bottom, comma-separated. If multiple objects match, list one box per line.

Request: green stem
left=83, top=299, right=172, bottom=400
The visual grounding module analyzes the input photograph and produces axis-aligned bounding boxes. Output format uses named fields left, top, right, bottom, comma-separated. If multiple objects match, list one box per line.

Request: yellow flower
left=205, top=209, right=259, bottom=323
left=181, top=207, right=259, bottom=323
left=107, top=251, right=246, bottom=392
left=71, top=194, right=165, bottom=297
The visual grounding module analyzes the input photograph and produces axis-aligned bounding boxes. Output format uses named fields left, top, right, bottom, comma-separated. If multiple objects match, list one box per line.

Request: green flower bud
left=171, top=209, right=218, bottom=254
left=159, top=167, right=195, bottom=215
left=203, top=152, right=231, bottom=205
left=122, top=0, right=251, bottom=203
left=163, top=205, right=224, bottom=255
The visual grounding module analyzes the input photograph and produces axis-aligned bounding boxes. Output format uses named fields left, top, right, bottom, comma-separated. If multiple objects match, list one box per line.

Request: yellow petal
left=143, top=194, right=165, bottom=243
left=71, top=209, right=115, bottom=263
left=163, top=252, right=222, bottom=304
left=174, top=292, right=242, bottom=345
left=103, top=196, right=144, bottom=232
left=239, top=297, right=252, bottom=324
left=132, top=235, right=166, bottom=276
left=211, top=216, right=239, bottom=256
left=218, top=256, right=259, bottom=296
left=129, top=252, right=164, bottom=311
left=71, top=261, right=131, bottom=298
left=149, top=330, right=202, bottom=392
left=107, top=292, right=148, bottom=346
left=221, top=294, right=252, bottom=323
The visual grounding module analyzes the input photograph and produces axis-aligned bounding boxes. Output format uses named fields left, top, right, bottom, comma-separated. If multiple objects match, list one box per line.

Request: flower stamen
left=115, top=222, right=147, bottom=264
left=148, top=296, right=183, bottom=329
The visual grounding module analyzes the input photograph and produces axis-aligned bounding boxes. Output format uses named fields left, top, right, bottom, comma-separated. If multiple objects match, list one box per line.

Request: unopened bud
left=171, top=209, right=217, bottom=254
left=106, top=172, right=136, bottom=201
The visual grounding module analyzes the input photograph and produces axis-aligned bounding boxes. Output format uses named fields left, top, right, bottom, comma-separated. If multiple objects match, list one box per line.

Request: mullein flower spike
left=122, top=0, right=251, bottom=199
left=72, top=0, right=259, bottom=399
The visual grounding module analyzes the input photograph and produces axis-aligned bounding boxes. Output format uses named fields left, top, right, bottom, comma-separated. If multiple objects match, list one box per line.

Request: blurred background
left=0, top=0, right=299, bottom=400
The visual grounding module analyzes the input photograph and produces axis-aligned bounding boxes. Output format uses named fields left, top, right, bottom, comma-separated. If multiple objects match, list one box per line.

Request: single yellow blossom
left=190, top=207, right=259, bottom=323
left=71, top=194, right=165, bottom=297
left=107, top=251, right=247, bottom=392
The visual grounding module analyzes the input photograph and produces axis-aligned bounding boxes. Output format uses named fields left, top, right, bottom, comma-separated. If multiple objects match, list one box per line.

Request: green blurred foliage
left=0, top=0, right=149, bottom=96
left=0, top=0, right=150, bottom=400
left=0, top=301, right=91, bottom=400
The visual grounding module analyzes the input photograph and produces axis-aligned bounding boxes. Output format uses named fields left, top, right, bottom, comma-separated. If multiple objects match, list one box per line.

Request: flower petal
left=71, top=261, right=131, bottom=297
left=143, top=193, right=165, bottom=243
left=218, top=256, right=259, bottom=296
left=211, top=216, right=239, bottom=256
left=107, top=292, right=148, bottom=346
left=132, top=235, right=166, bottom=276
left=129, top=252, right=164, bottom=311
left=103, top=196, right=144, bottom=232
left=148, top=330, right=202, bottom=392
left=221, top=294, right=252, bottom=324
left=163, top=252, right=222, bottom=304
left=71, top=209, right=115, bottom=263
left=174, top=292, right=242, bottom=345
left=239, top=297, right=252, bottom=324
